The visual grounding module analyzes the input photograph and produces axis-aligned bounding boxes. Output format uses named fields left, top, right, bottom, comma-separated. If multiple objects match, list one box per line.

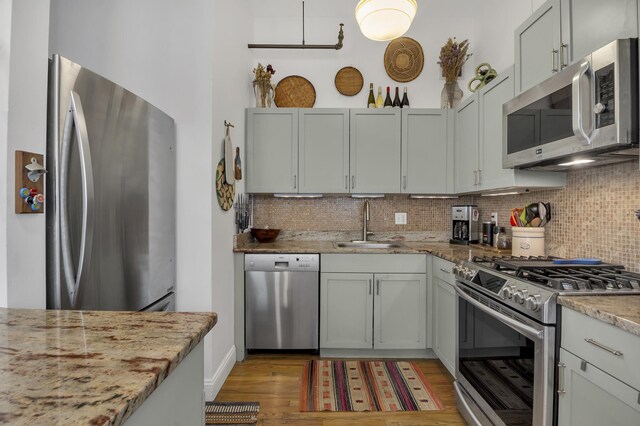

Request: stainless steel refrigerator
left=46, top=54, right=176, bottom=312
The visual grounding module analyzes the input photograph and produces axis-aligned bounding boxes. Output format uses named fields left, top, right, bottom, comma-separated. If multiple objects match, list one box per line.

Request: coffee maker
left=450, top=205, right=480, bottom=245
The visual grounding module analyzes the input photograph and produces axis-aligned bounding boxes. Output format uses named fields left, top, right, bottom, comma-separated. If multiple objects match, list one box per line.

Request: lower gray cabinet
left=433, top=274, right=456, bottom=376
left=320, top=272, right=427, bottom=350
left=558, top=348, right=640, bottom=425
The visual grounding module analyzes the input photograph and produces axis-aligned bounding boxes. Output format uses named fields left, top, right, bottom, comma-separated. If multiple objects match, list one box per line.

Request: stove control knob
left=463, top=268, right=474, bottom=280
left=499, top=285, right=516, bottom=300
left=514, top=289, right=529, bottom=305
left=525, top=295, right=542, bottom=312
left=452, top=265, right=461, bottom=276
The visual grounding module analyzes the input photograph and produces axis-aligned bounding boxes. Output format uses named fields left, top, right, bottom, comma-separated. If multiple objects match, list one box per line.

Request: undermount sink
left=334, top=241, right=404, bottom=249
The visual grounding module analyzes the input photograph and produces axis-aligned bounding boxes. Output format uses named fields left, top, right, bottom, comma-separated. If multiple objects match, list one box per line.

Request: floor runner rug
left=205, top=401, right=259, bottom=425
left=300, top=360, right=444, bottom=412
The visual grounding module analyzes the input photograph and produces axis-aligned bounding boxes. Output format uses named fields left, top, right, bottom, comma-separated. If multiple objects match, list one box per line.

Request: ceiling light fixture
left=355, top=0, right=417, bottom=41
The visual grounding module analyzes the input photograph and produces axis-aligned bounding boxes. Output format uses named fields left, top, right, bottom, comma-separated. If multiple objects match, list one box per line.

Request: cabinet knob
left=593, top=103, right=606, bottom=114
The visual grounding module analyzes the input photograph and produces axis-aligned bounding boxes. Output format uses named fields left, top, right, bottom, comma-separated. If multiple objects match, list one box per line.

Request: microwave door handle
left=454, top=283, right=544, bottom=341
left=572, top=61, right=593, bottom=144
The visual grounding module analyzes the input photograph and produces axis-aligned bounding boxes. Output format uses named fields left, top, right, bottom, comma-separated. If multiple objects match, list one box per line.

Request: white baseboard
left=203, top=345, right=236, bottom=401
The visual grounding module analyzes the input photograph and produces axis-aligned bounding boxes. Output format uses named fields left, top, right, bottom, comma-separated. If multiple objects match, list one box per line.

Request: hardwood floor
left=214, top=355, right=466, bottom=425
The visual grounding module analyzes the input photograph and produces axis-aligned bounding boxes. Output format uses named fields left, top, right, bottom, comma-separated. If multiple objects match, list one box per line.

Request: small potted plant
left=438, top=38, right=470, bottom=108
left=252, top=63, right=276, bottom=108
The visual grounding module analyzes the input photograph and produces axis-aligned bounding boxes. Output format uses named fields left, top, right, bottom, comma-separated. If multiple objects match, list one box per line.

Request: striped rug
left=205, top=401, right=259, bottom=425
left=299, top=360, right=444, bottom=412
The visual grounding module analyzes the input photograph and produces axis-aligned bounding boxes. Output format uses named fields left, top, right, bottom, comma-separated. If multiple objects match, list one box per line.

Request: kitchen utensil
left=224, top=126, right=235, bottom=185
left=250, top=228, right=281, bottom=243
left=384, top=37, right=424, bottom=83
left=525, top=203, right=539, bottom=223
left=274, top=75, right=316, bottom=107
left=552, top=258, right=602, bottom=265
left=216, top=159, right=235, bottom=211
left=334, top=66, right=364, bottom=96
left=519, top=208, right=528, bottom=226
left=538, top=202, right=548, bottom=226
left=529, top=217, right=542, bottom=227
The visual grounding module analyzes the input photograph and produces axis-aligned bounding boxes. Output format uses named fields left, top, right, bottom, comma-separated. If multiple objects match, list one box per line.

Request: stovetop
left=470, top=255, right=640, bottom=292
left=453, top=255, right=640, bottom=324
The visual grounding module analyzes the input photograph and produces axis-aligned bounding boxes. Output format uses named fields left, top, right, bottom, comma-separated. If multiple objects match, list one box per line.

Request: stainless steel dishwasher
left=245, top=254, right=319, bottom=351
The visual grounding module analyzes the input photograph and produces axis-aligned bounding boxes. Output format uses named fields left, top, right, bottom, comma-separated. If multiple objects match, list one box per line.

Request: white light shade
left=356, top=0, right=417, bottom=41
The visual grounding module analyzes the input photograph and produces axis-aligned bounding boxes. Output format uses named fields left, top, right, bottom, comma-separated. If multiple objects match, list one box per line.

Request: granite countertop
left=234, top=233, right=510, bottom=264
left=0, top=308, right=217, bottom=425
left=558, top=296, right=640, bottom=337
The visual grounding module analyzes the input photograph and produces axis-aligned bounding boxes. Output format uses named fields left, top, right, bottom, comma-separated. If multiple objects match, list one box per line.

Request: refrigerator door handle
left=60, top=91, right=95, bottom=307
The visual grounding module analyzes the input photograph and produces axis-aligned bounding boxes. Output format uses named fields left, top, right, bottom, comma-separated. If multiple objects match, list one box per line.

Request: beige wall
left=254, top=161, right=640, bottom=272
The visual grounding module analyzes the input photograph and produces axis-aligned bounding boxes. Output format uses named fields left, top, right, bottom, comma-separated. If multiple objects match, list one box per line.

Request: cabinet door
left=246, top=109, right=298, bottom=193
left=350, top=109, right=402, bottom=193
left=299, top=109, right=350, bottom=194
left=514, top=0, right=561, bottom=93
left=561, top=0, right=638, bottom=65
left=478, top=67, right=516, bottom=190
left=401, top=109, right=453, bottom=194
left=320, top=273, right=373, bottom=349
left=433, top=276, right=456, bottom=376
left=558, top=348, right=640, bottom=426
left=454, top=95, right=479, bottom=194
left=374, top=274, right=427, bottom=350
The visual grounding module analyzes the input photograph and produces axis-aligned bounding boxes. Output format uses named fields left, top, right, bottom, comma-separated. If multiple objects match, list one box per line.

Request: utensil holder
left=512, top=227, right=545, bottom=257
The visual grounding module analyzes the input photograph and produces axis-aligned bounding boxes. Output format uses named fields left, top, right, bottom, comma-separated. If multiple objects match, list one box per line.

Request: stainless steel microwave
left=503, top=39, right=638, bottom=170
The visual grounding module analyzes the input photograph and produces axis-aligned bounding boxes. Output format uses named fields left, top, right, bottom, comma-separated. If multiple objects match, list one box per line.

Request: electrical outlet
left=395, top=212, right=407, bottom=225
left=491, top=212, right=498, bottom=225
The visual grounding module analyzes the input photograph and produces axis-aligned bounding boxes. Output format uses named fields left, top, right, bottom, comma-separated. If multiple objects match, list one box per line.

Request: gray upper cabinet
left=561, top=0, right=638, bottom=65
left=515, top=0, right=561, bottom=93
left=350, top=109, right=402, bottom=194
left=455, top=67, right=566, bottom=194
left=246, top=108, right=348, bottom=194
left=401, top=109, right=454, bottom=194
left=515, top=0, right=638, bottom=94
left=299, top=109, right=350, bottom=194
left=246, top=109, right=298, bottom=193
left=454, top=95, right=479, bottom=194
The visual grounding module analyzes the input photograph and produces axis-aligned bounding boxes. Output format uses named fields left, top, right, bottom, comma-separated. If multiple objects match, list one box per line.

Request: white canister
left=511, top=227, right=545, bottom=257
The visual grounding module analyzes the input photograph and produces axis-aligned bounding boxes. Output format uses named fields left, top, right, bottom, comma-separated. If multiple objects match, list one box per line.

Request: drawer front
left=562, top=307, right=640, bottom=390
left=321, top=254, right=427, bottom=274
left=432, top=256, right=455, bottom=284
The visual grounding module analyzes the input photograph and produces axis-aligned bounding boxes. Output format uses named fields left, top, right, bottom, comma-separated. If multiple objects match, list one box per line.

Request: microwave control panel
left=595, top=63, right=615, bottom=128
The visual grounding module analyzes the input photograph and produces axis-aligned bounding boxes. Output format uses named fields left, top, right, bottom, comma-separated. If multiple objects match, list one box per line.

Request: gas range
left=453, top=256, right=640, bottom=324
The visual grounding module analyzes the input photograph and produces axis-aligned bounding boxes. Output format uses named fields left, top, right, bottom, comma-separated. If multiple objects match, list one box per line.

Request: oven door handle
left=454, top=283, right=544, bottom=341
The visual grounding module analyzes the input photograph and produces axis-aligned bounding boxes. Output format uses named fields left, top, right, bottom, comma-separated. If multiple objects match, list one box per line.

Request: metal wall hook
left=224, top=120, right=235, bottom=128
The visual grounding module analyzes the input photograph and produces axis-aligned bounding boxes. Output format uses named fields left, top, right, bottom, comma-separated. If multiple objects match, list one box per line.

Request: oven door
left=454, top=281, right=555, bottom=426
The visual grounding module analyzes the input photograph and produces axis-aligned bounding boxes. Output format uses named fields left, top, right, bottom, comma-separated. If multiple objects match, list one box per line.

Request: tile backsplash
left=253, top=161, right=640, bottom=272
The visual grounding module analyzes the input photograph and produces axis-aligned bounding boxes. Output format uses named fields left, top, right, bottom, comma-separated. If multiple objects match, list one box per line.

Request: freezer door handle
left=60, top=91, right=95, bottom=308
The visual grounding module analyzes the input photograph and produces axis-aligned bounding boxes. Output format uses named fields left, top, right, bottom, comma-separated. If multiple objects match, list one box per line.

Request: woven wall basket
left=334, top=66, right=364, bottom=96
left=274, top=75, right=316, bottom=108
left=384, top=37, right=424, bottom=83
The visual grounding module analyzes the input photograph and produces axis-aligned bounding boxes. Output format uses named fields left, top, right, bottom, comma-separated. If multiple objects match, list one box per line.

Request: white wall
left=208, top=0, right=253, bottom=398
left=49, top=0, right=223, bottom=392
left=249, top=0, right=534, bottom=108
left=0, top=0, right=50, bottom=308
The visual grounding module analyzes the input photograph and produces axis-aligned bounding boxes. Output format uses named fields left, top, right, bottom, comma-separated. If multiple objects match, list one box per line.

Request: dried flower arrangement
left=253, top=63, right=276, bottom=83
left=438, top=38, right=470, bottom=82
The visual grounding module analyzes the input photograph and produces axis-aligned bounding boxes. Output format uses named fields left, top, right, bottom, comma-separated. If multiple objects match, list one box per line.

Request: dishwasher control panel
left=245, top=254, right=320, bottom=272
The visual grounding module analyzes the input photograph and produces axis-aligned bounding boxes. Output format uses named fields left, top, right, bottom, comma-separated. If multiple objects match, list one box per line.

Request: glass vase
left=253, top=80, right=274, bottom=108
left=440, top=80, right=463, bottom=109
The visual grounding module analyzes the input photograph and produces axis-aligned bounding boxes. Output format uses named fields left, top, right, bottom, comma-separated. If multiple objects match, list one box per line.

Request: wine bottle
left=401, top=87, right=410, bottom=108
left=384, top=87, right=392, bottom=108
left=392, top=87, right=401, bottom=108
left=367, top=83, right=375, bottom=108
left=375, top=86, right=384, bottom=108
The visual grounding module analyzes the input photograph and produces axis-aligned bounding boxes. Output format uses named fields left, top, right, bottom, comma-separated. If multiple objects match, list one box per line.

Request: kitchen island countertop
left=558, top=295, right=640, bottom=337
left=0, top=308, right=216, bottom=425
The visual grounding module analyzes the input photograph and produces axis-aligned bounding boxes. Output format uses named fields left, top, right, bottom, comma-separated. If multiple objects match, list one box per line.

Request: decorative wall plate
left=335, top=66, right=364, bottom=96
left=384, top=37, right=424, bottom=83
left=274, top=75, right=316, bottom=107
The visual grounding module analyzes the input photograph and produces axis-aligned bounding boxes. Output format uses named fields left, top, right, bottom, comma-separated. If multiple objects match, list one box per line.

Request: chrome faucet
left=362, top=200, right=373, bottom=242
